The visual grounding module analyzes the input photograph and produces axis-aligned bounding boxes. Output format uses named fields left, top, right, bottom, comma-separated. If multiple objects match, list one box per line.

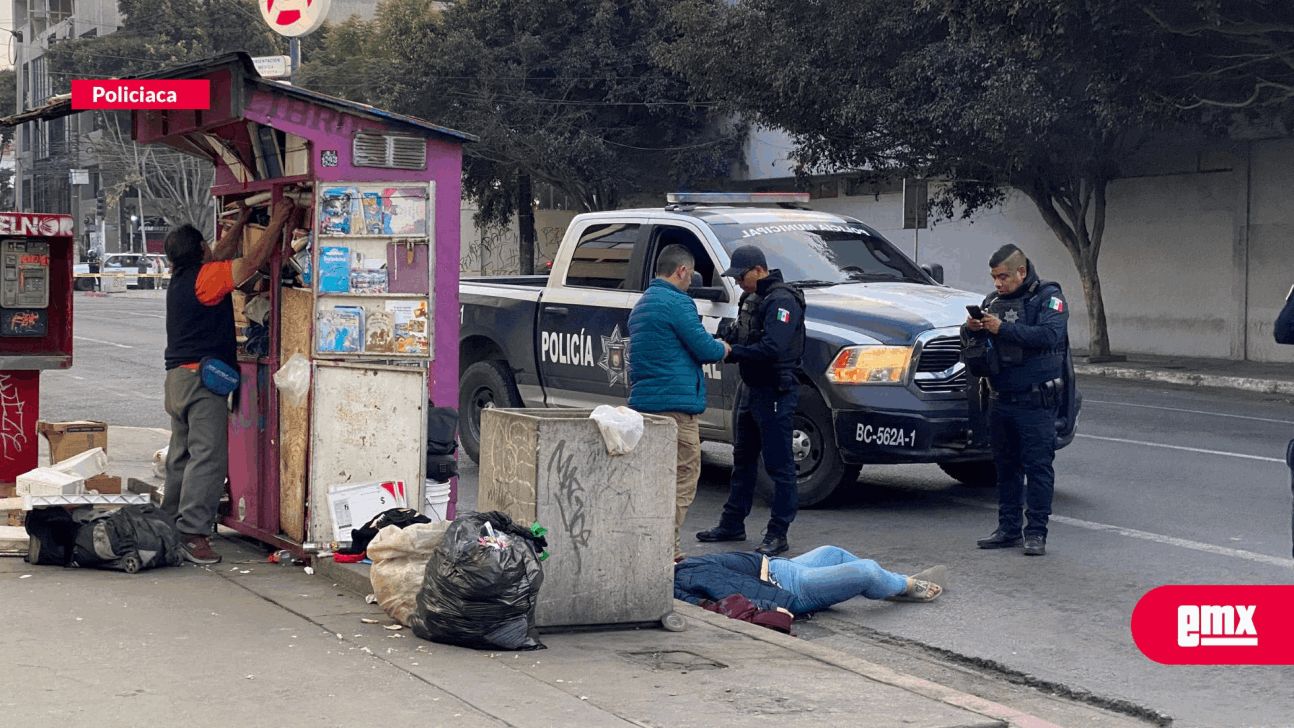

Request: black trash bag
left=426, top=406, right=459, bottom=481
left=25, top=507, right=81, bottom=566
left=410, top=510, right=546, bottom=651
left=338, top=507, right=432, bottom=556
left=71, top=504, right=183, bottom=573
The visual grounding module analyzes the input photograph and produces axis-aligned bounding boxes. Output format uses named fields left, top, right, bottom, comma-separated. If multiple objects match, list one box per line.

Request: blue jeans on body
left=766, top=546, right=907, bottom=614
left=719, top=386, right=799, bottom=537
left=989, top=395, right=1059, bottom=538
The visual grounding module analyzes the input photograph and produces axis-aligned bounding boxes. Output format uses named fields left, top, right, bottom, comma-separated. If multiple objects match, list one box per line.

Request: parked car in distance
left=74, top=253, right=170, bottom=290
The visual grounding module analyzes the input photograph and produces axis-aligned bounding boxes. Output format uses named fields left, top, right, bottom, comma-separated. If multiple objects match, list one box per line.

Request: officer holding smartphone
left=964, top=244, right=1071, bottom=556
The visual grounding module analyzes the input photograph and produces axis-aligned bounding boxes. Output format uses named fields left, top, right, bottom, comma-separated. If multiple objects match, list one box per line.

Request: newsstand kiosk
left=128, top=53, right=474, bottom=553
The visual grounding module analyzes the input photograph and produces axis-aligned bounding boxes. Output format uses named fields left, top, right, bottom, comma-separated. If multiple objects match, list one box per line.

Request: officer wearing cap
left=697, top=245, right=806, bottom=556
left=965, top=244, right=1071, bottom=556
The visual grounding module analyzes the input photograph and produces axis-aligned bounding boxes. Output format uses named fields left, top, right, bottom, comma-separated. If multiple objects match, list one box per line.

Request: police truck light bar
left=666, top=192, right=811, bottom=205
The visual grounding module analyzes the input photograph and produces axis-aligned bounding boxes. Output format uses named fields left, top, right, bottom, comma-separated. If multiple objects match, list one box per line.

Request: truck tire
left=939, top=461, right=997, bottom=487
left=756, top=384, right=860, bottom=508
left=459, top=360, right=522, bottom=463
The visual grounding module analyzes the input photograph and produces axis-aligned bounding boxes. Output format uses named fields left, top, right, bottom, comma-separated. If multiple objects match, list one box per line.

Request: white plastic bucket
left=423, top=480, right=452, bottom=521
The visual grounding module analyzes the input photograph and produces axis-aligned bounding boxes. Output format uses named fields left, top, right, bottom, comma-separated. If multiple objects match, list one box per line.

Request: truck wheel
left=939, top=461, right=997, bottom=487
left=756, top=385, right=860, bottom=508
left=459, top=360, right=522, bottom=463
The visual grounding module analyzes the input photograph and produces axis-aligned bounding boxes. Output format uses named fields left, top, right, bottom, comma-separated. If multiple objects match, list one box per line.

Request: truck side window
left=565, top=223, right=639, bottom=290
left=647, top=226, right=716, bottom=289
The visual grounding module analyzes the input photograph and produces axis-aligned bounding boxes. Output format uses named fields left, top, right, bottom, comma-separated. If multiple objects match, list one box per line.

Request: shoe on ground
left=1023, top=534, right=1046, bottom=556
left=909, top=564, right=948, bottom=589
left=696, top=526, right=746, bottom=543
left=977, top=529, right=1022, bottom=549
left=885, top=577, right=943, bottom=602
left=754, top=535, right=789, bottom=556
left=180, top=534, right=222, bottom=564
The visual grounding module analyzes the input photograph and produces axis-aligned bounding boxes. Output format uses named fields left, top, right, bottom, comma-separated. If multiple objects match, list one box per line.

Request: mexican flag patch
left=1048, top=297, right=1064, bottom=312
left=777, top=308, right=791, bottom=323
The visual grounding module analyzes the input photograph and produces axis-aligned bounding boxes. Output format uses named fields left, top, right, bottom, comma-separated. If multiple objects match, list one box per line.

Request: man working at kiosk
left=162, top=199, right=297, bottom=564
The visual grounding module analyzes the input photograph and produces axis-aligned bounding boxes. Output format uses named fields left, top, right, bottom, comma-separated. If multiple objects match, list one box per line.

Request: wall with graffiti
left=458, top=206, right=578, bottom=276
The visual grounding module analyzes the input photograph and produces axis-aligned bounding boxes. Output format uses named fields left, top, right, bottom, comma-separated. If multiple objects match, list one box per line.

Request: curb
left=1074, top=364, right=1294, bottom=395
left=676, top=601, right=1068, bottom=728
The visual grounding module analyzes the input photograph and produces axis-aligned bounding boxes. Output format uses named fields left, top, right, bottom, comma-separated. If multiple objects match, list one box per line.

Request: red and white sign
left=0, top=213, right=74, bottom=237
left=261, top=0, right=331, bottom=37
left=1132, top=585, right=1294, bottom=664
left=71, top=80, right=211, bottom=110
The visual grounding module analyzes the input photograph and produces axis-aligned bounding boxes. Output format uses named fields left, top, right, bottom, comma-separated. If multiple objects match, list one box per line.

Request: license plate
left=855, top=423, right=917, bottom=448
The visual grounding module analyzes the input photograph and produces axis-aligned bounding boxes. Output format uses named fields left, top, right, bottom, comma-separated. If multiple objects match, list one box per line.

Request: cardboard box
left=84, top=475, right=122, bottom=495
left=326, top=481, right=407, bottom=541
left=6, top=509, right=24, bottom=527
left=38, top=421, right=108, bottom=466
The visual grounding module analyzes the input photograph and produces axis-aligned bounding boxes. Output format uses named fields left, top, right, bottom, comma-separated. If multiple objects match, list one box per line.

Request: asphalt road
left=52, top=292, right=1294, bottom=728
left=42, top=290, right=170, bottom=429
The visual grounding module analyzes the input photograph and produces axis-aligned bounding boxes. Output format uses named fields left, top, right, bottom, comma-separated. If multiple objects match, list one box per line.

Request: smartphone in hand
left=966, top=304, right=984, bottom=320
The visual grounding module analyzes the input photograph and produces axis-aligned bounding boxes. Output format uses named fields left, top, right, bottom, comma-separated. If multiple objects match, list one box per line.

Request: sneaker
left=976, top=529, right=1022, bottom=549
left=754, top=535, right=789, bottom=556
left=696, top=526, right=746, bottom=543
left=1023, top=534, right=1046, bottom=556
left=180, top=534, right=222, bottom=564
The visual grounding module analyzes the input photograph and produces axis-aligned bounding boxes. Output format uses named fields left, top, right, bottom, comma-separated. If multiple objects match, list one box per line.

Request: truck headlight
left=825, top=346, right=912, bottom=384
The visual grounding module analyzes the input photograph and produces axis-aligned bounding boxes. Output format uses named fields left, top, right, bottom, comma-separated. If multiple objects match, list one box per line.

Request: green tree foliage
left=299, top=0, right=742, bottom=228
left=44, top=0, right=287, bottom=82
left=665, top=0, right=1196, bottom=358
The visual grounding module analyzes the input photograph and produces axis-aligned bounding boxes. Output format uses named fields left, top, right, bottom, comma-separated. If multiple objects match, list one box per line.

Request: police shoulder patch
left=1048, top=297, right=1064, bottom=312
left=776, top=308, right=790, bottom=323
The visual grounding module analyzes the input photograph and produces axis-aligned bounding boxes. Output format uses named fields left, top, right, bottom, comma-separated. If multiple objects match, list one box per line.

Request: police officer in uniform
left=697, top=245, right=807, bottom=556
left=966, top=244, right=1070, bottom=556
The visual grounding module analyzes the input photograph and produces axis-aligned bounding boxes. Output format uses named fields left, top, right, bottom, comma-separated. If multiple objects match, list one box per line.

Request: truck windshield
left=711, top=221, right=928, bottom=286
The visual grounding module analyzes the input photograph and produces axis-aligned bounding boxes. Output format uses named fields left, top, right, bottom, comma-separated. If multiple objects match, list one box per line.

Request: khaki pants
left=661, top=412, right=701, bottom=559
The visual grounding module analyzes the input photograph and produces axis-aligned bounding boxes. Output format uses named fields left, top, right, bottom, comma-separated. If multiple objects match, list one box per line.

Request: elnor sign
left=252, top=55, right=292, bottom=78
left=260, top=0, right=331, bottom=37
left=0, top=213, right=75, bottom=237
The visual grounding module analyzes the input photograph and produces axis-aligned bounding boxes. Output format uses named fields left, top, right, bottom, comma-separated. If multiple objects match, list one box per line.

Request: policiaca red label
left=1131, top=585, right=1294, bottom=664
left=71, top=80, right=211, bottom=110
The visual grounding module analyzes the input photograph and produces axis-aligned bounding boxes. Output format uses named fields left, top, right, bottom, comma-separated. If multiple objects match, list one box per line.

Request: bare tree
left=91, top=111, right=214, bottom=239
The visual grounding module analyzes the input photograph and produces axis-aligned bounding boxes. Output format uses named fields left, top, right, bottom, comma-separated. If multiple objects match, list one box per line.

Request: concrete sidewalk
left=5, top=354, right=1273, bottom=728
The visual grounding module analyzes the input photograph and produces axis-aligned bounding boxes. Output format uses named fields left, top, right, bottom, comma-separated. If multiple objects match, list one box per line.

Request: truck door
left=633, top=222, right=739, bottom=438
left=536, top=221, right=642, bottom=409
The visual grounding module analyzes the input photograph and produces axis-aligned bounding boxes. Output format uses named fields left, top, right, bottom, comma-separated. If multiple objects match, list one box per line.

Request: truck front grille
left=913, top=335, right=967, bottom=393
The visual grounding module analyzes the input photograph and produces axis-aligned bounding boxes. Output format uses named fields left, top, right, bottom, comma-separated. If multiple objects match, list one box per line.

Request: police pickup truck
left=458, top=193, right=1078, bottom=505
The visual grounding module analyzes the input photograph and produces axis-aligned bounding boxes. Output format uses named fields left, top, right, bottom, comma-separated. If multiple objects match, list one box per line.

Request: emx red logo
left=1132, top=585, right=1294, bottom=664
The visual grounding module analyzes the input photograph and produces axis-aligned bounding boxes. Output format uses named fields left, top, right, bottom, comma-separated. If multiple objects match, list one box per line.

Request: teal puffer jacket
left=628, top=279, right=727, bottom=414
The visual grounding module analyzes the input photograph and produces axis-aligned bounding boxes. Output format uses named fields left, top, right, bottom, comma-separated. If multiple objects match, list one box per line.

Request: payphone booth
left=0, top=213, right=75, bottom=486
left=126, top=53, right=474, bottom=552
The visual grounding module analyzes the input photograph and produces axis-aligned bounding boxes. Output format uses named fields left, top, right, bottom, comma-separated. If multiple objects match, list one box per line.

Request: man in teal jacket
left=629, top=244, right=729, bottom=561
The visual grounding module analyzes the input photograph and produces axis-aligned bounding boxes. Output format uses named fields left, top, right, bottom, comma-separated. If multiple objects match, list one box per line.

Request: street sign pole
left=289, top=38, right=300, bottom=85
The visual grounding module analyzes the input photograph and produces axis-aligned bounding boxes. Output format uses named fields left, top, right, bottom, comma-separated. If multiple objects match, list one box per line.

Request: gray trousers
left=163, top=367, right=229, bottom=536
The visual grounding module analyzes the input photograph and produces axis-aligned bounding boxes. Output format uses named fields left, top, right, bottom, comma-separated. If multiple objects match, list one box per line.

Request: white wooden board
left=307, top=362, right=427, bottom=541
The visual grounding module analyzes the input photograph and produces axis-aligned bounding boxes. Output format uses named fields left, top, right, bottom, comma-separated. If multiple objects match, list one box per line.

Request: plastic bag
left=409, top=511, right=546, bottom=651
left=589, top=404, right=644, bottom=455
left=273, top=353, right=311, bottom=408
left=368, top=522, right=450, bottom=626
left=152, top=446, right=168, bottom=480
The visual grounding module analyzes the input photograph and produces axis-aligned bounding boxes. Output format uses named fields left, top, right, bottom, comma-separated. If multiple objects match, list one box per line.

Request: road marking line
left=951, top=497, right=1294, bottom=567
left=1075, top=433, right=1284, bottom=463
left=73, top=336, right=133, bottom=349
left=1084, top=399, right=1294, bottom=425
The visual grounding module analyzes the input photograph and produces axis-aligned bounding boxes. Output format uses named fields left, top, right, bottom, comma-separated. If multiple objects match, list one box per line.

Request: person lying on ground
left=674, top=545, right=946, bottom=617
